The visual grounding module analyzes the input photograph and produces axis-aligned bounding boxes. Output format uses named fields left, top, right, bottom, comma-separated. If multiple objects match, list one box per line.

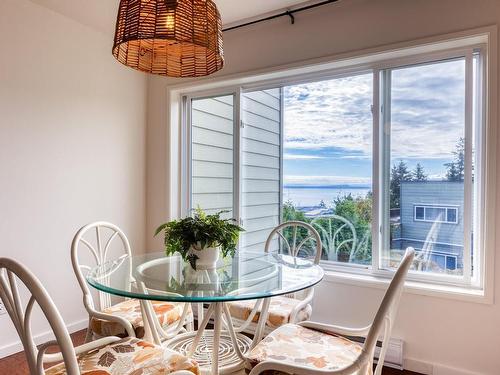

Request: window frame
left=413, top=205, right=459, bottom=225
left=171, top=28, right=495, bottom=300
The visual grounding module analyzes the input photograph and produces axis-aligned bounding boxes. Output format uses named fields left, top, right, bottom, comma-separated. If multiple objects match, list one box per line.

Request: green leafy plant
left=154, top=208, right=244, bottom=269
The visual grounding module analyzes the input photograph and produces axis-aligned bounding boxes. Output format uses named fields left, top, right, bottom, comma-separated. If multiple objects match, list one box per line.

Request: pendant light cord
left=222, top=0, right=340, bottom=32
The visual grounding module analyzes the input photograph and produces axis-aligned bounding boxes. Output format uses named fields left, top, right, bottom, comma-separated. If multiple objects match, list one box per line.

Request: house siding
left=398, top=181, right=464, bottom=267
left=191, top=95, right=235, bottom=216
left=241, top=89, right=282, bottom=253
left=190, top=90, right=282, bottom=253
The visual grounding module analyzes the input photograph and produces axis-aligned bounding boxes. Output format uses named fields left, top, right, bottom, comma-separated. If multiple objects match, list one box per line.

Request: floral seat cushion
left=246, top=324, right=363, bottom=373
left=45, top=337, right=199, bottom=375
left=91, top=299, right=191, bottom=338
left=228, top=296, right=312, bottom=327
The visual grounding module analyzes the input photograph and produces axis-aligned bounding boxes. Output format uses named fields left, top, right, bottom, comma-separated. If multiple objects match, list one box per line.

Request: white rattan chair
left=228, top=221, right=322, bottom=335
left=71, top=221, right=193, bottom=342
left=246, top=248, right=415, bottom=375
left=0, top=257, right=198, bottom=375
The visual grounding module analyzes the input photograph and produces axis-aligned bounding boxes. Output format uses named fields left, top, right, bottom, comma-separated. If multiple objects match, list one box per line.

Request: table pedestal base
left=165, top=300, right=270, bottom=375
left=168, top=330, right=252, bottom=374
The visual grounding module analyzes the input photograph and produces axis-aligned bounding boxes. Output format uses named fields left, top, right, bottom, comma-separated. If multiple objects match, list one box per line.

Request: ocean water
left=283, top=186, right=371, bottom=207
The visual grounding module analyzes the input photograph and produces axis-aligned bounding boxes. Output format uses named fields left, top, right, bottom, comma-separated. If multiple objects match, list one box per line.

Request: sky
left=283, top=58, right=466, bottom=187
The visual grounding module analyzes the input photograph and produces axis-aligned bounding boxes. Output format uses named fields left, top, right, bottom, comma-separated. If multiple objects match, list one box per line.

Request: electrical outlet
left=0, top=301, right=6, bottom=316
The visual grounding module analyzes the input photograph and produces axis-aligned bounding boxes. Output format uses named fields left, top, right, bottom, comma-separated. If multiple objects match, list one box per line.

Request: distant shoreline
left=284, top=185, right=371, bottom=189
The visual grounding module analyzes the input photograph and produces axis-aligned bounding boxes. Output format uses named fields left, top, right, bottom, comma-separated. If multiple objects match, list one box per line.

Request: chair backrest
left=265, top=221, right=322, bottom=264
left=0, top=258, right=79, bottom=375
left=71, top=221, right=132, bottom=312
left=311, top=215, right=358, bottom=262
left=363, top=248, right=415, bottom=375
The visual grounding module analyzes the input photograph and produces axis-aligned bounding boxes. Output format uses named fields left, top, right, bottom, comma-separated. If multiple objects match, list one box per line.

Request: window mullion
left=234, top=89, right=242, bottom=226
left=473, top=48, right=487, bottom=288
left=279, top=87, right=285, bottom=224
left=181, top=95, right=192, bottom=218
left=378, top=69, right=392, bottom=272
left=463, top=51, right=474, bottom=284
left=371, top=69, right=381, bottom=272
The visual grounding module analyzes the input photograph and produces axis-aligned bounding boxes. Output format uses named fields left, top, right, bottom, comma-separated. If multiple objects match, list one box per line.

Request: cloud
left=284, top=59, right=466, bottom=161
left=284, top=74, right=373, bottom=154
left=283, top=153, right=324, bottom=160
left=389, top=60, right=465, bottom=159
left=284, top=175, right=371, bottom=186
left=339, top=154, right=372, bottom=160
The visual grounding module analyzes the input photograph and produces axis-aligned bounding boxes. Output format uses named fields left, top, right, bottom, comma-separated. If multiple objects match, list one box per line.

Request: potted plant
left=155, top=208, right=244, bottom=270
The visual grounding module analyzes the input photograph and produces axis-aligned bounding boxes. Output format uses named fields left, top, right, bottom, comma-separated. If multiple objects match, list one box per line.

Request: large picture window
left=182, top=41, right=487, bottom=289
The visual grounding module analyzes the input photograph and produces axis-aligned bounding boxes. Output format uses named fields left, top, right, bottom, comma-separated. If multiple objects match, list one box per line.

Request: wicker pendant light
left=112, top=0, right=224, bottom=77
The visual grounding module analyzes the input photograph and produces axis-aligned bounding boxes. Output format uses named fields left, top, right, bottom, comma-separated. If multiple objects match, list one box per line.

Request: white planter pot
left=188, top=244, right=220, bottom=269
left=184, top=266, right=219, bottom=286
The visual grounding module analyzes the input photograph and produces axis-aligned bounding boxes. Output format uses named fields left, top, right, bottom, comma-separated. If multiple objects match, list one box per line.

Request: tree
left=390, top=161, right=412, bottom=208
left=412, top=163, right=428, bottom=181
left=445, top=161, right=461, bottom=181
left=331, top=194, right=372, bottom=263
left=282, top=200, right=307, bottom=222
left=445, top=137, right=465, bottom=181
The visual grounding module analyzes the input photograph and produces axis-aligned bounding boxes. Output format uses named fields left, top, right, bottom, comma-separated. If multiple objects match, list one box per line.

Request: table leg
left=251, top=298, right=271, bottom=349
left=197, top=302, right=204, bottom=330
left=187, top=303, right=215, bottom=357
left=139, top=300, right=161, bottom=345
left=212, top=302, right=222, bottom=375
left=222, top=304, right=246, bottom=361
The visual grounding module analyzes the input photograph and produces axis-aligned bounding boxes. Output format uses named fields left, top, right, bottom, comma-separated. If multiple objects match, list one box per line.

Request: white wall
left=147, top=0, right=500, bottom=374
left=0, top=0, right=147, bottom=355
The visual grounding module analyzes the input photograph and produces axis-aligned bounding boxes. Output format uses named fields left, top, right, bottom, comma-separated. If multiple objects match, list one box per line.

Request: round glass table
left=87, top=251, right=324, bottom=374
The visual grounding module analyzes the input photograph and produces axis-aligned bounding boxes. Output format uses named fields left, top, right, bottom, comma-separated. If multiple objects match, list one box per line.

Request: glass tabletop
left=86, top=251, right=324, bottom=303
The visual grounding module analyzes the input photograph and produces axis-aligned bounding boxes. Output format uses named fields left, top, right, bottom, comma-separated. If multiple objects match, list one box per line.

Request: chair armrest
left=298, top=321, right=372, bottom=337
left=42, top=336, right=122, bottom=364
left=88, top=307, right=136, bottom=337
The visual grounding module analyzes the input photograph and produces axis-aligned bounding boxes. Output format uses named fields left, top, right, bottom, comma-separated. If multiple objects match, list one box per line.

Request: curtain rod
left=222, top=0, right=340, bottom=32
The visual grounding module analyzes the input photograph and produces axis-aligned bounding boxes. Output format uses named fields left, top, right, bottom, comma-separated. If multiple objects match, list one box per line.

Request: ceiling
left=29, top=0, right=315, bottom=35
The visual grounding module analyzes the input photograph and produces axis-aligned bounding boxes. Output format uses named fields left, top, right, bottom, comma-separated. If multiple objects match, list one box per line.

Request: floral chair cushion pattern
left=246, top=324, right=363, bottom=373
left=91, top=299, right=191, bottom=338
left=228, top=296, right=312, bottom=327
left=45, top=337, right=199, bottom=375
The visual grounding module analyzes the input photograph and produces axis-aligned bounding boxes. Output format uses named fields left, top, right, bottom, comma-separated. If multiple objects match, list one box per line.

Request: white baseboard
left=405, top=357, right=485, bottom=375
left=0, top=319, right=88, bottom=359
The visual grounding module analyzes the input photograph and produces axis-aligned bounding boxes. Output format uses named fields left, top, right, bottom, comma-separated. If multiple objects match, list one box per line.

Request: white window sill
left=322, top=269, right=492, bottom=304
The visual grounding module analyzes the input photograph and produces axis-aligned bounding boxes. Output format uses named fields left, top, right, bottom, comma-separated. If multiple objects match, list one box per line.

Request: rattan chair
left=0, top=257, right=198, bottom=375
left=71, top=221, right=193, bottom=342
left=228, top=221, right=322, bottom=335
left=246, top=248, right=415, bottom=375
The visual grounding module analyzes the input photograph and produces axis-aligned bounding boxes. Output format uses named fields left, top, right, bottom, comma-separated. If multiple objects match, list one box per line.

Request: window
left=414, top=205, right=459, bottom=224
left=181, top=36, right=488, bottom=290
left=415, top=206, right=425, bottom=220
left=283, top=74, right=373, bottom=265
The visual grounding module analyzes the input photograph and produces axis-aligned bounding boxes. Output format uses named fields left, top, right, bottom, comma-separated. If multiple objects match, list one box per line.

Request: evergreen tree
left=445, top=162, right=461, bottom=181
left=412, top=163, right=428, bottom=181
left=445, top=137, right=465, bottom=181
left=390, top=161, right=412, bottom=208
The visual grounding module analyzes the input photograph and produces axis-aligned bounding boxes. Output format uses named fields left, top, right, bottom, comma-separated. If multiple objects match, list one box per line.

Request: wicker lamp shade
left=113, top=0, right=224, bottom=77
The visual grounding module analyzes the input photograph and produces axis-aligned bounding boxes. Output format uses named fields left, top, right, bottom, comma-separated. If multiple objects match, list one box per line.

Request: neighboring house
left=392, top=181, right=464, bottom=271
